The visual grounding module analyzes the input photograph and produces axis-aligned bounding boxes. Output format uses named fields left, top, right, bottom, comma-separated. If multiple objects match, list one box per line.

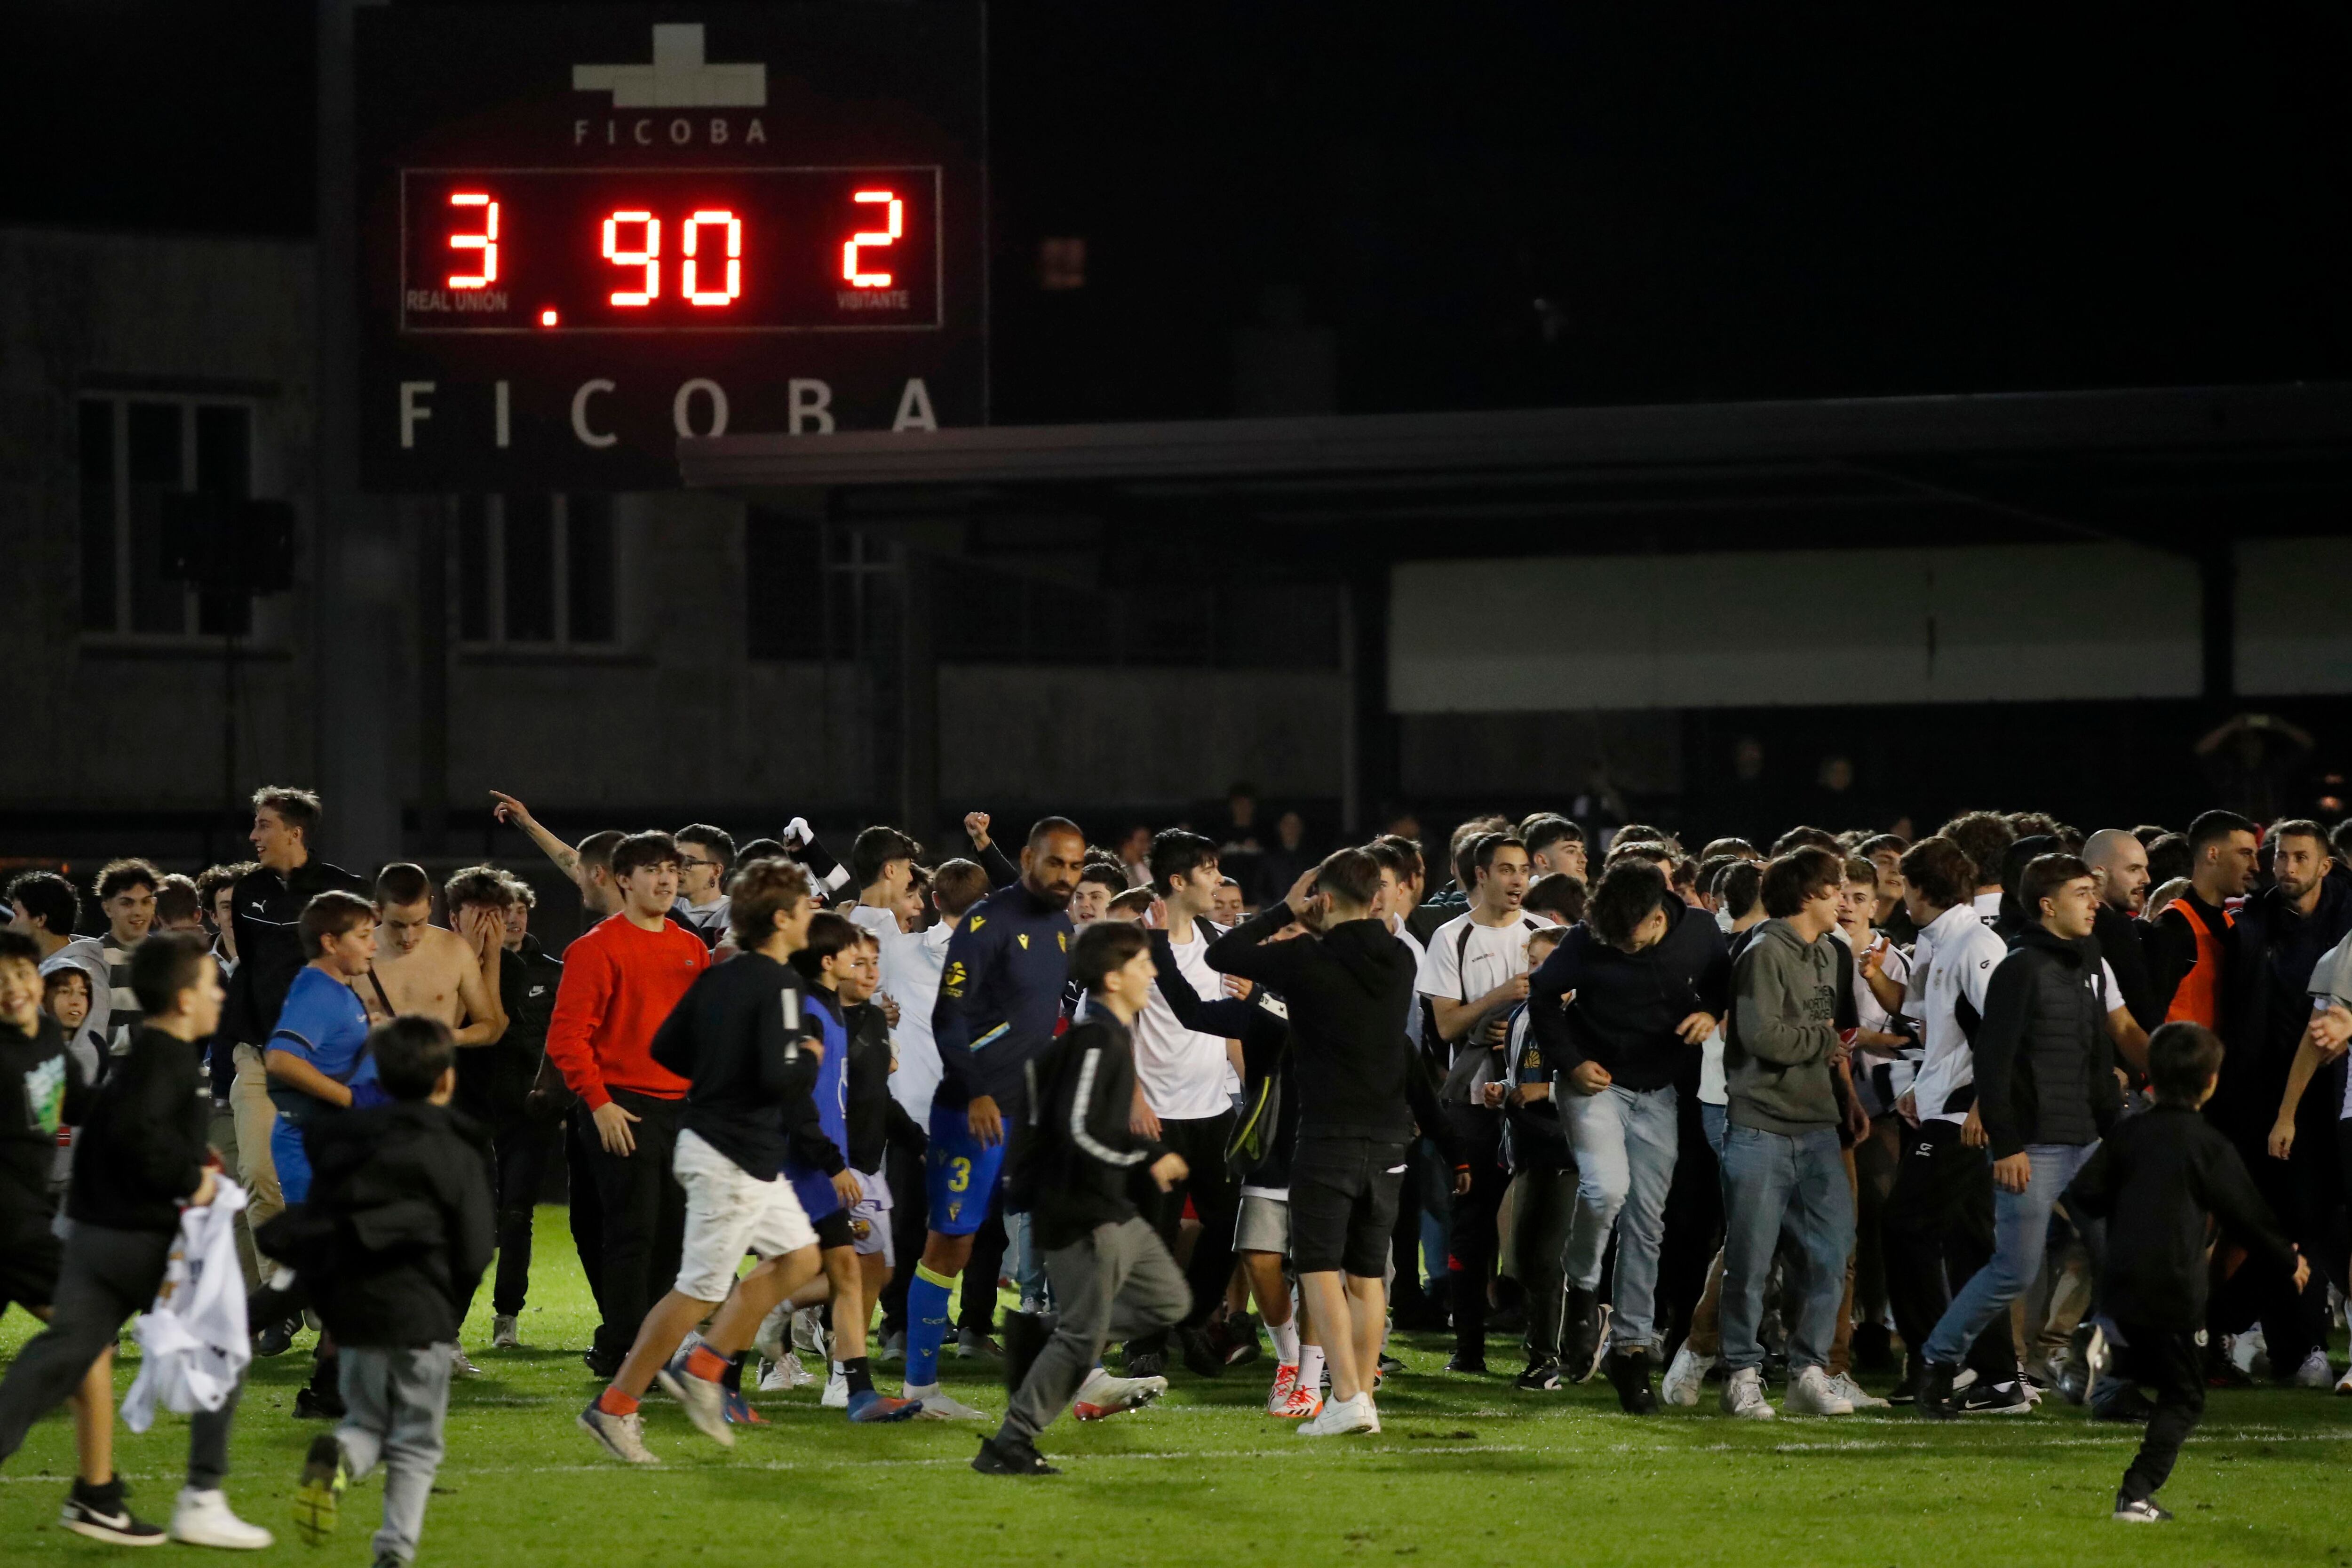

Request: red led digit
left=843, top=190, right=903, bottom=288
left=602, top=211, right=660, bottom=306
left=681, top=210, right=743, bottom=306
left=447, top=192, right=498, bottom=289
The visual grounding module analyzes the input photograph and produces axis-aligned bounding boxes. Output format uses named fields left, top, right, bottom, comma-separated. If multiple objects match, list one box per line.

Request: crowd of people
left=0, top=783, right=2345, bottom=1557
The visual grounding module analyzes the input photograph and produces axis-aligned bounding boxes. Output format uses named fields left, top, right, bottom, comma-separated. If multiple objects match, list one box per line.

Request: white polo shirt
left=1132, top=923, right=1235, bottom=1121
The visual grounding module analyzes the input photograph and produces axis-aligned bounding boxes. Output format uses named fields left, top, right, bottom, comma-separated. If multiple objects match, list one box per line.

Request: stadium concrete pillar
left=313, top=0, right=404, bottom=867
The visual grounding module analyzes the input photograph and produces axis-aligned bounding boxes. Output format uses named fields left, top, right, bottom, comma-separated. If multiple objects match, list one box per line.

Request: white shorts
left=672, top=1128, right=816, bottom=1302
left=849, top=1167, right=893, bottom=1265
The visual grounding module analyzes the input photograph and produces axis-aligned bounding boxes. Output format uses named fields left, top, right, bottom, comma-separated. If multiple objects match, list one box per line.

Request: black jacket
left=649, top=952, right=818, bottom=1180
left=2091, top=902, right=2163, bottom=1037
left=1011, top=1014, right=1164, bottom=1250
left=281, top=1101, right=496, bottom=1348
left=2066, top=1102, right=2295, bottom=1331
left=0, top=1014, right=89, bottom=1218
left=223, top=858, right=370, bottom=1047
left=1529, top=899, right=1732, bottom=1094
left=66, top=1026, right=210, bottom=1233
left=1207, top=905, right=1442, bottom=1147
left=843, top=999, right=921, bottom=1172
left=1971, top=925, right=2124, bottom=1161
left=459, top=934, right=565, bottom=1130
left=2217, top=874, right=2352, bottom=1139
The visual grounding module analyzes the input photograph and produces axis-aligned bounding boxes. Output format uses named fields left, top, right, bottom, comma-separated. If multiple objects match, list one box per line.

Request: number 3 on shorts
left=947, top=1156, right=972, bottom=1194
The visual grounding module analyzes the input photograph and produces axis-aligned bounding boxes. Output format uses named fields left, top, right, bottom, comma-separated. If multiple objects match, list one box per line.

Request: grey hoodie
left=1725, top=918, right=1842, bottom=1134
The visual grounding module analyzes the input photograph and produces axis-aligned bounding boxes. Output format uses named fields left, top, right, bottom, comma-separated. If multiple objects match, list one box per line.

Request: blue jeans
left=1700, top=1101, right=1728, bottom=1160
left=1562, top=1083, right=1680, bottom=1352
left=1718, top=1123, right=1854, bottom=1373
left=1924, top=1141, right=2100, bottom=1368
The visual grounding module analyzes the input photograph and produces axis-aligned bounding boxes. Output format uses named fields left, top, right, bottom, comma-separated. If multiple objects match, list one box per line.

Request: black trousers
left=574, top=1090, right=685, bottom=1366
left=1389, top=1136, right=1437, bottom=1312
left=1882, top=1119, right=2013, bottom=1375
left=960, top=1195, right=1009, bottom=1336
left=1511, top=1165, right=1578, bottom=1361
left=881, top=1135, right=928, bottom=1337
left=2213, top=1105, right=2345, bottom=1369
left=0, top=1222, right=241, bottom=1488
left=1656, top=1092, right=1724, bottom=1356
left=1444, top=1103, right=1508, bottom=1359
left=2111, top=1321, right=2205, bottom=1502
left=565, top=1103, right=607, bottom=1326
left=1129, top=1108, right=1240, bottom=1353
left=486, top=1114, right=556, bottom=1318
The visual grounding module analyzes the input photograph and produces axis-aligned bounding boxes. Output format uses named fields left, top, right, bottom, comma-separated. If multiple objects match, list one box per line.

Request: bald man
left=2084, top=829, right=2163, bottom=1039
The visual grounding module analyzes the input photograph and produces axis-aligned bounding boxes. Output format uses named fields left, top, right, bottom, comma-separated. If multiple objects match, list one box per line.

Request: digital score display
left=358, top=5, right=986, bottom=492
left=400, top=167, right=941, bottom=333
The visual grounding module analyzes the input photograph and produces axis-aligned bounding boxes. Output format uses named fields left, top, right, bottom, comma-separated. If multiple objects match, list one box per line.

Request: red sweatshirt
left=545, top=914, right=710, bottom=1110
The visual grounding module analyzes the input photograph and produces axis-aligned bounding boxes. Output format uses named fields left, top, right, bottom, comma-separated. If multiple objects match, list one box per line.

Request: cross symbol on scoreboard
left=572, top=23, right=766, bottom=109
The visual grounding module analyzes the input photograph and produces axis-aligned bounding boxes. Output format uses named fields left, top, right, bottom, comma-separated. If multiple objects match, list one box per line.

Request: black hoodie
left=1208, top=905, right=1436, bottom=1145
left=1528, top=899, right=1732, bottom=1094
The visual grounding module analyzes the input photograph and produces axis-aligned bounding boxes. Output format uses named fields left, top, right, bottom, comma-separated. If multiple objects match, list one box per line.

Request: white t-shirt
left=1418, top=911, right=1552, bottom=1018
left=875, top=915, right=950, bottom=1122
left=1132, top=924, right=1235, bottom=1121
left=1840, top=927, right=1915, bottom=1117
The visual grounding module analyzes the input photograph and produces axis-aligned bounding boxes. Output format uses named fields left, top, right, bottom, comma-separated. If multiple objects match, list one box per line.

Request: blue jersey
left=265, top=966, right=376, bottom=1117
left=783, top=991, right=850, bottom=1179
left=930, top=882, right=1073, bottom=1113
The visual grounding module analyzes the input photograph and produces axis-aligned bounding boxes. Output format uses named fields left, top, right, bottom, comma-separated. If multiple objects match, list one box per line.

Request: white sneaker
left=167, top=1488, right=273, bottom=1550
left=2228, top=1328, right=2268, bottom=1379
left=754, top=1305, right=791, bottom=1367
left=2290, top=1349, right=2336, bottom=1390
left=791, top=1306, right=826, bottom=1355
left=1660, top=1345, right=1712, bottom=1408
left=1073, top=1366, right=1166, bottom=1421
left=1784, top=1365, right=1855, bottom=1416
left=1298, top=1391, right=1378, bottom=1436
left=655, top=1362, right=736, bottom=1448
left=491, top=1314, right=520, bottom=1351
left=901, top=1383, right=987, bottom=1421
left=2334, top=1364, right=2352, bottom=1397
left=578, top=1402, right=659, bottom=1465
left=1824, top=1370, right=1889, bottom=1410
left=760, top=1352, right=815, bottom=1392
left=821, top=1368, right=850, bottom=1409
left=1718, top=1366, right=1776, bottom=1419
left=450, top=1348, right=483, bottom=1379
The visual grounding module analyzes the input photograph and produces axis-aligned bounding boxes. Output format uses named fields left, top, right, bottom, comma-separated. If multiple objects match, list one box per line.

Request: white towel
left=121, top=1178, right=253, bottom=1432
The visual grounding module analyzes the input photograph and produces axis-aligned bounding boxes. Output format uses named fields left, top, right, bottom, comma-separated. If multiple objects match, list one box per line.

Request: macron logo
left=573, top=24, right=765, bottom=108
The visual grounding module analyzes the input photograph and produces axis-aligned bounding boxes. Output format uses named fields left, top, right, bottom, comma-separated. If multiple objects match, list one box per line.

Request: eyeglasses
left=678, top=858, right=718, bottom=871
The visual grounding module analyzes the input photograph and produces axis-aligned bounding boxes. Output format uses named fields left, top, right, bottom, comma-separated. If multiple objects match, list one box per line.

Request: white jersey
left=1418, top=909, right=1554, bottom=1058
left=876, top=915, right=951, bottom=1122
left=1907, top=903, right=2005, bottom=1125
left=1132, top=923, right=1235, bottom=1120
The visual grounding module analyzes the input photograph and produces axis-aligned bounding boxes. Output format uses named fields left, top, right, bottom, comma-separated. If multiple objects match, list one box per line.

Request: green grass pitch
left=2, top=1208, right=2347, bottom=1567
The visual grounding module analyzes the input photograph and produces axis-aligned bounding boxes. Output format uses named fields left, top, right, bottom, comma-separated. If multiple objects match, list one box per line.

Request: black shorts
left=1288, top=1136, right=1408, bottom=1277
left=813, top=1205, right=856, bottom=1252
left=0, top=1211, right=64, bottom=1313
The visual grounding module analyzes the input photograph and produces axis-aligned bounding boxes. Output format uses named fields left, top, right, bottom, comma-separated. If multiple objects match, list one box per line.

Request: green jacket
left=1726, top=919, right=1842, bottom=1134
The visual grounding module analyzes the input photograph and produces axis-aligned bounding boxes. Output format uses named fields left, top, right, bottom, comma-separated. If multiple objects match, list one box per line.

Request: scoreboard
left=357, top=5, right=986, bottom=491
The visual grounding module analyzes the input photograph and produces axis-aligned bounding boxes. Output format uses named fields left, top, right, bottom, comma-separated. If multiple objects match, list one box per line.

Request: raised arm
left=490, top=790, right=579, bottom=883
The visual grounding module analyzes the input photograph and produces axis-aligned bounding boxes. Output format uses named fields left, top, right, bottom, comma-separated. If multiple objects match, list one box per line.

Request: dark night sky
left=14, top=2, right=2352, bottom=422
